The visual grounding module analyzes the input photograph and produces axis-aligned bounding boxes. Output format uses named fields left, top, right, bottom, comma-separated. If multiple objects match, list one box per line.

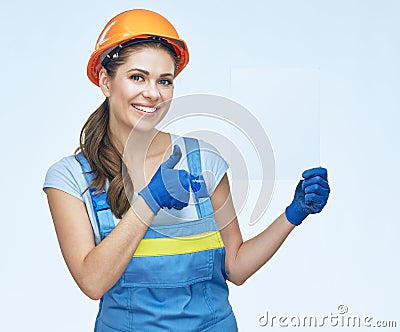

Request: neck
left=107, top=105, right=172, bottom=162
left=109, top=126, right=166, bottom=158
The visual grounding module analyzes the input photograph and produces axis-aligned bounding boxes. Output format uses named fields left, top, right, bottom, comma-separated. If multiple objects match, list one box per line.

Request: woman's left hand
left=285, top=167, right=330, bottom=226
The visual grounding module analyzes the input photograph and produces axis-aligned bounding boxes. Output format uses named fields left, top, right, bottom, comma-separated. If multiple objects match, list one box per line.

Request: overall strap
left=76, top=152, right=115, bottom=241
left=183, top=137, right=214, bottom=219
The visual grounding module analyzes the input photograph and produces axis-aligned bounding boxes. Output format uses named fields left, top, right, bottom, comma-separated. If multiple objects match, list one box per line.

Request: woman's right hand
left=138, top=145, right=190, bottom=215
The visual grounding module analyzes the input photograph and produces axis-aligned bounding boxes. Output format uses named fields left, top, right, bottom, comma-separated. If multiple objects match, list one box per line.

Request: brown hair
left=75, top=42, right=179, bottom=218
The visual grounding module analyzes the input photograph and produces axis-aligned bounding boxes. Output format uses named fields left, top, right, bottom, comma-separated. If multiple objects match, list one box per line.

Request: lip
left=133, top=103, right=157, bottom=108
left=131, top=103, right=158, bottom=117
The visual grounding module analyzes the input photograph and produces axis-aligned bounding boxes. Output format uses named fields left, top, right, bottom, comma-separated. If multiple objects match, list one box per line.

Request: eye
left=159, top=79, right=173, bottom=86
left=130, top=74, right=144, bottom=82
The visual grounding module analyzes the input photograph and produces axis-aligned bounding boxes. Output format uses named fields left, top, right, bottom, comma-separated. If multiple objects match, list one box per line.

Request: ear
left=98, top=68, right=111, bottom=98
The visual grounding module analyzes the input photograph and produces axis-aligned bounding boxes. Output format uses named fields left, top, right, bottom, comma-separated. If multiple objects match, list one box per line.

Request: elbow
left=229, top=277, right=247, bottom=286
left=79, top=283, right=105, bottom=301
left=77, top=277, right=107, bottom=301
left=81, top=286, right=105, bottom=301
left=84, top=289, right=104, bottom=301
left=227, top=272, right=248, bottom=286
left=225, top=262, right=249, bottom=286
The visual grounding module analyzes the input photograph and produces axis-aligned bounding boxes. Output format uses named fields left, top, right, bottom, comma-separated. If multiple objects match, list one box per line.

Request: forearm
left=77, top=196, right=153, bottom=299
left=228, top=212, right=295, bottom=285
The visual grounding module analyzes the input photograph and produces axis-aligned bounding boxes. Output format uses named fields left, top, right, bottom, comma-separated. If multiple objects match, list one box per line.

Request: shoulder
left=44, top=155, right=83, bottom=181
left=198, top=139, right=226, bottom=162
left=198, top=139, right=229, bottom=194
left=172, top=134, right=229, bottom=195
left=43, top=154, right=87, bottom=201
left=171, top=133, right=228, bottom=163
left=46, top=154, right=82, bottom=173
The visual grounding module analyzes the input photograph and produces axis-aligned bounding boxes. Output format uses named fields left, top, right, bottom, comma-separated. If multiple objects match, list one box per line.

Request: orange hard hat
left=87, top=9, right=189, bottom=86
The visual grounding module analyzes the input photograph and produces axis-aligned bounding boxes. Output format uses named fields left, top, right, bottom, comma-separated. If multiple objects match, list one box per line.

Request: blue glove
left=138, top=145, right=190, bottom=215
left=285, top=167, right=330, bottom=226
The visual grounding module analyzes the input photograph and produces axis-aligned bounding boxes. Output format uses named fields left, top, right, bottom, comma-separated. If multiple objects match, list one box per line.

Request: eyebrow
left=127, top=68, right=174, bottom=78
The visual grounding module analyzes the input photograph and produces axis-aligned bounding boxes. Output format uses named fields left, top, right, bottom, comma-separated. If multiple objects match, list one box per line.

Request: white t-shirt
left=43, top=133, right=229, bottom=245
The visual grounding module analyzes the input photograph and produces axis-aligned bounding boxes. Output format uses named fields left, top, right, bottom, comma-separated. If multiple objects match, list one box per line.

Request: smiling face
left=99, top=44, right=176, bottom=142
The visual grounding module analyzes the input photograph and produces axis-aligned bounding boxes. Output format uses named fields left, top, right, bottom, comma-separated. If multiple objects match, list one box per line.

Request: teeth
left=133, top=104, right=157, bottom=113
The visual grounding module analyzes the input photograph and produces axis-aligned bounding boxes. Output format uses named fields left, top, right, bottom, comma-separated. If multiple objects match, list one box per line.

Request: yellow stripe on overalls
left=133, top=231, right=224, bottom=257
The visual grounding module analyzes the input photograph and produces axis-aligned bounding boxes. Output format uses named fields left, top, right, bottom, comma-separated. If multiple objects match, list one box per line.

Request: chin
left=129, top=120, right=159, bottom=133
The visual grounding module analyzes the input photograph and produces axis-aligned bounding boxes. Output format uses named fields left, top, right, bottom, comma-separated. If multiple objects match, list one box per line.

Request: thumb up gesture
left=138, top=145, right=191, bottom=216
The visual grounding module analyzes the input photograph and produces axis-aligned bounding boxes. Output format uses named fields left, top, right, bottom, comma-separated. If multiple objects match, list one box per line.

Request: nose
left=142, top=80, right=161, bottom=101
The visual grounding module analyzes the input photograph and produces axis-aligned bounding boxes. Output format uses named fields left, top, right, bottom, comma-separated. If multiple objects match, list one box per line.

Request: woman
left=43, top=9, right=330, bottom=331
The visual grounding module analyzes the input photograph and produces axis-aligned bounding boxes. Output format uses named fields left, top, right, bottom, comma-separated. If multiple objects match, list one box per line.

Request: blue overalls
left=77, top=137, right=238, bottom=332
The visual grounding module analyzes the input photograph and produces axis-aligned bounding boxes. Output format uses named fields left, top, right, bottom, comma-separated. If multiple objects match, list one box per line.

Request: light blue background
left=1, top=0, right=399, bottom=330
